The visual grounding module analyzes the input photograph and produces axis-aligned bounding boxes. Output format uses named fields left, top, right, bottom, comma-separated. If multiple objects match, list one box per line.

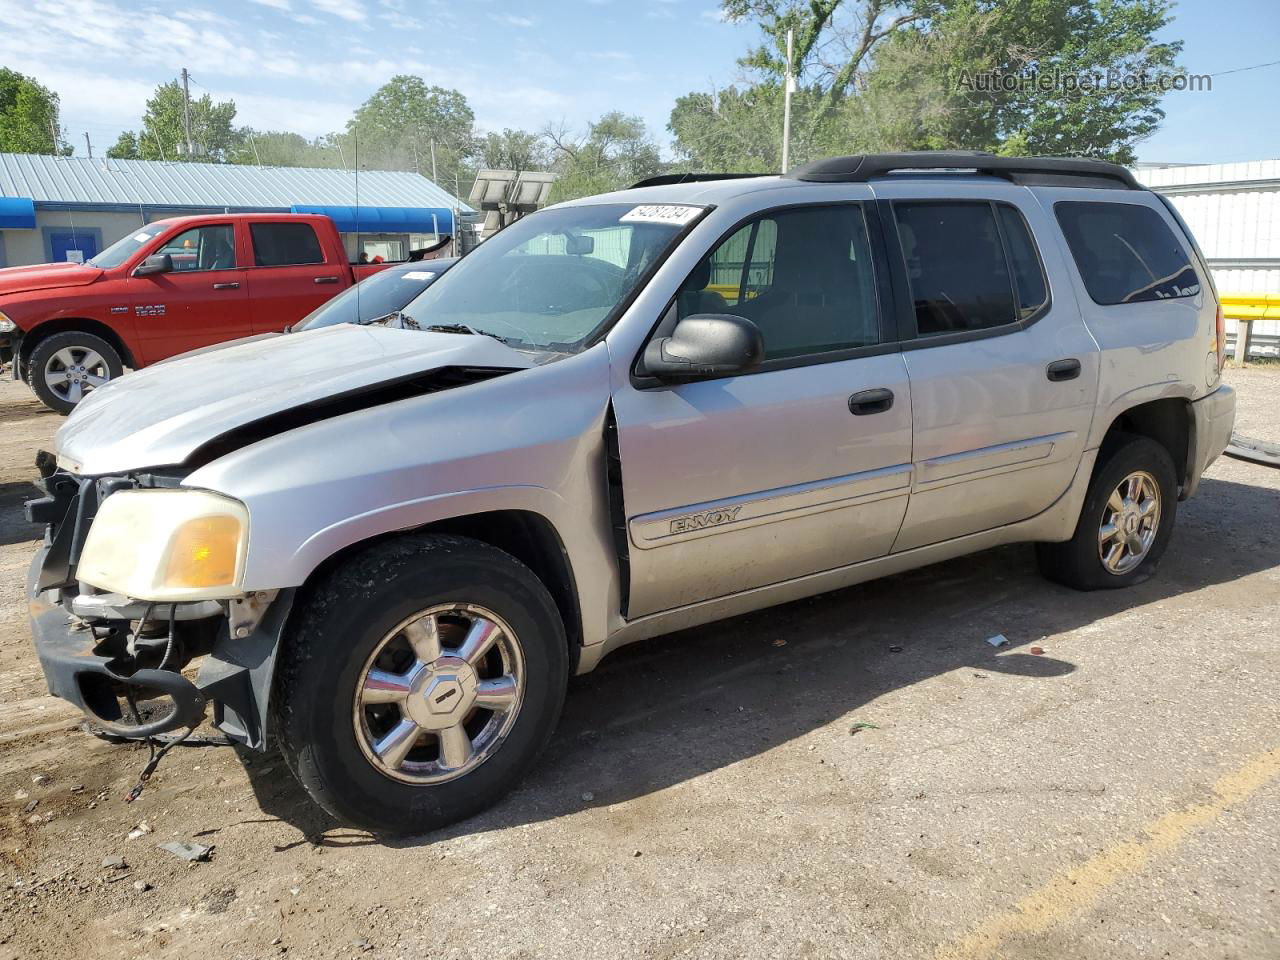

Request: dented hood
left=0, top=261, right=103, bottom=296
left=55, top=324, right=533, bottom=476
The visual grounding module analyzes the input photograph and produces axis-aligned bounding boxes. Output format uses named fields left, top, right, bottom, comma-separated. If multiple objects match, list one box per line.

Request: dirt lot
left=1, top=369, right=1278, bottom=960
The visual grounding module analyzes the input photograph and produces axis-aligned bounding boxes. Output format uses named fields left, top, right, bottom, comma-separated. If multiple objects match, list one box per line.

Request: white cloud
left=310, top=0, right=365, bottom=23
left=590, top=51, right=633, bottom=61
left=489, top=13, right=536, bottom=27
left=248, top=0, right=292, bottom=9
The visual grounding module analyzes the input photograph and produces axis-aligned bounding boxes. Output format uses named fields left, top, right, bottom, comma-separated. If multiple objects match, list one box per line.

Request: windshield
left=295, top=261, right=454, bottom=330
left=400, top=203, right=701, bottom=352
left=87, top=223, right=168, bottom=269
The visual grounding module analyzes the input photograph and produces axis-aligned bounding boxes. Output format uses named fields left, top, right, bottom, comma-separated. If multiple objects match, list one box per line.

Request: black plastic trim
left=788, top=152, right=1142, bottom=190
left=630, top=173, right=771, bottom=189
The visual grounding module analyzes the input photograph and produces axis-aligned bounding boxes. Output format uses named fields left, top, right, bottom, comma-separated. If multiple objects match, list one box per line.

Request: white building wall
left=1, top=209, right=153, bottom=266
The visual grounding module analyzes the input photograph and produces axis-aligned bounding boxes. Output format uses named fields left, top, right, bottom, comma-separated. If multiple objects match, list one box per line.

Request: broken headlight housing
left=78, top=489, right=249, bottom=601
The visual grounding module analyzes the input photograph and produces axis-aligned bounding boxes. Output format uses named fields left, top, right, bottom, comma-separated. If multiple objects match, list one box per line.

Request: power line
left=1207, top=59, right=1280, bottom=79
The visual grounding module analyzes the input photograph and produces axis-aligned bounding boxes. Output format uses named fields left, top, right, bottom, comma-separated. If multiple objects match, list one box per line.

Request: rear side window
left=1055, top=201, right=1199, bottom=305
left=250, top=222, right=325, bottom=267
left=894, top=201, right=1022, bottom=335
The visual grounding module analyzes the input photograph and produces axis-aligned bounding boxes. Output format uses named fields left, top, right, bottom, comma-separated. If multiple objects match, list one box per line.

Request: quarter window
left=893, top=201, right=1022, bottom=336
left=1055, top=201, right=1199, bottom=305
left=998, top=206, right=1048, bottom=318
left=250, top=222, right=325, bottom=267
left=678, top=205, right=880, bottom=361
left=155, top=225, right=236, bottom=272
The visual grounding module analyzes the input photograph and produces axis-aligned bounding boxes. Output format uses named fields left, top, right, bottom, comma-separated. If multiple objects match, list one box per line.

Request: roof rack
left=629, top=172, right=771, bottom=189
left=786, top=151, right=1142, bottom=190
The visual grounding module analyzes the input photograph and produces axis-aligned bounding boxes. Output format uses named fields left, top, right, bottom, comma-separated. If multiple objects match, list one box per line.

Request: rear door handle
left=848, top=387, right=894, bottom=416
left=1046, top=358, right=1081, bottom=382
left=314, top=276, right=340, bottom=285
left=211, top=282, right=240, bottom=290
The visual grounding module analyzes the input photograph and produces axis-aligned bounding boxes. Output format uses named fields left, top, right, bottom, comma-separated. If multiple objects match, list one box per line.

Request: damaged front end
left=25, top=454, right=289, bottom=748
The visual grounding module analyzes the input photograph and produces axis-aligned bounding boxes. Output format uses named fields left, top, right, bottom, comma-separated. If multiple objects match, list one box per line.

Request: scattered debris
left=14, top=789, right=28, bottom=801
left=1030, top=646, right=1045, bottom=655
left=889, top=645, right=904, bottom=653
left=22, top=800, right=38, bottom=814
left=353, top=939, right=373, bottom=952
left=850, top=721, right=881, bottom=736
left=771, top=638, right=787, bottom=647
left=133, top=880, right=152, bottom=892
left=127, top=822, right=153, bottom=841
left=972, top=672, right=988, bottom=679
left=31, top=774, right=51, bottom=786
left=986, top=634, right=1008, bottom=647
left=101, top=856, right=127, bottom=871
left=157, top=841, right=213, bottom=863
left=69, top=784, right=84, bottom=794
left=632, top=850, right=642, bottom=858
left=580, top=792, right=595, bottom=803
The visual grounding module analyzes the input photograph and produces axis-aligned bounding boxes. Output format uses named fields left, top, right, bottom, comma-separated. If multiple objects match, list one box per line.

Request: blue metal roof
left=0, top=153, right=470, bottom=214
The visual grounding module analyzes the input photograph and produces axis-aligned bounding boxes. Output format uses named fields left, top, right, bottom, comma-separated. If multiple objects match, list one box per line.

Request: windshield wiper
left=421, top=321, right=508, bottom=343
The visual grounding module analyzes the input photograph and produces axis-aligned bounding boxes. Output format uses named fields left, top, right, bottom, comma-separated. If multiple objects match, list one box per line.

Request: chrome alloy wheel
left=352, top=604, right=525, bottom=785
left=43, top=346, right=110, bottom=404
left=1098, top=470, right=1161, bottom=575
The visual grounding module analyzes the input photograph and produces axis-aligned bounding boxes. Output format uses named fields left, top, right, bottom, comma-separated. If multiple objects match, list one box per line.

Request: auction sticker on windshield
left=620, top=204, right=702, bottom=227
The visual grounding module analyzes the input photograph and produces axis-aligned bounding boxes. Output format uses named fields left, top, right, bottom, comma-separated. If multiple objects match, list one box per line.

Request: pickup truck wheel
left=1036, top=434, right=1177, bottom=590
left=273, top=534, right=568, bottom=834
left=28, top=332, right=123, bottom=414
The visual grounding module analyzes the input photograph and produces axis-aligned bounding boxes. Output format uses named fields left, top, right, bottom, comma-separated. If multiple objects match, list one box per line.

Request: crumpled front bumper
left=27, top=547, right=208, bottom=738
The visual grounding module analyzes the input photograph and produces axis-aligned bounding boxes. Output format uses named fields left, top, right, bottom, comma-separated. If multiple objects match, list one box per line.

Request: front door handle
left=314, top=276, right=340, bottom=285
left=1046, top=358, right=1082, bottom=382
left=848, top=387, right=895, bottom=416
left=212, top=282, right=240, bottom=290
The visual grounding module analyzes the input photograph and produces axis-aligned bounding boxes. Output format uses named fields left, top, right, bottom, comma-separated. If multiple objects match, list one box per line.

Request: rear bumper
left=27, top=548, right=208, bottom=737
left=1184, top=384, right=1236, bottom=498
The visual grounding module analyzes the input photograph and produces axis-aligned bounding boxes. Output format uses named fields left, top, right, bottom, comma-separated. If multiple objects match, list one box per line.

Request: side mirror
left=133, top=253, right=173, bottom=277
left=641, top=314, right=765, bottom=381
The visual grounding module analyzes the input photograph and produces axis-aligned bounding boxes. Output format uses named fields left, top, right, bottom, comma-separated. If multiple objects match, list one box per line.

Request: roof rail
left=629, top=172, right=771, bottom=189
left=786, top=152, right=1142, bottom=190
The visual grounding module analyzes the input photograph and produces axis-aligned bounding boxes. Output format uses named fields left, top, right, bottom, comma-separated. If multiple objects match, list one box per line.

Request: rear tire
left=1037, top=434, right=1178, bottom=590
left=273, top=534, right=569, bottom=834
left=28, top=331, right=124, bottom=414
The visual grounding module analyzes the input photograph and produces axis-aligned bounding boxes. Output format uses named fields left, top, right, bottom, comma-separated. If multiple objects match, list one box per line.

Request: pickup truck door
left=125, top=222, right=250, bottom=365
left=874, top=190, right=1100, bottom=552
left=611, top=201, right=914, bottom=619
left=243, top=221, right=348, bottom=332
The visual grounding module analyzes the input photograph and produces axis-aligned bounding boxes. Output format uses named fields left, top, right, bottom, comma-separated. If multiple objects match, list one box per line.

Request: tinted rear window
left=250, top=222, right=325, bottom=267
left=1055, top=201, right=1199, bottom=305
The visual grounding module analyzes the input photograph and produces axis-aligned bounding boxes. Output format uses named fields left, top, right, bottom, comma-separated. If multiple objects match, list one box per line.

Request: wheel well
left=1103, top=398, right=1192, bottom=487
left=307, top=511, right=583, bottom=668
left=19, top=319, right=135, bottom=369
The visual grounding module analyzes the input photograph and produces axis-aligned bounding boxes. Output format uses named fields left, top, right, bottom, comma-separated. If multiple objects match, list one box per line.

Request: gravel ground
left=0, top=368, right=1277, bottom=960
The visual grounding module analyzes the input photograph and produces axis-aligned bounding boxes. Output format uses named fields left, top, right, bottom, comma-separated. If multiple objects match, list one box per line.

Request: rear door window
left=250, top=222, right=325, bottom=267
left=893, top=201, right=1019, bottom=336
left=1055, top=201, right=1199, bottom=305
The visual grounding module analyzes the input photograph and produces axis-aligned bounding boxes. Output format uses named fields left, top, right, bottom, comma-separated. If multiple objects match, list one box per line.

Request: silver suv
left=26, top=152, right=1236, bottom=833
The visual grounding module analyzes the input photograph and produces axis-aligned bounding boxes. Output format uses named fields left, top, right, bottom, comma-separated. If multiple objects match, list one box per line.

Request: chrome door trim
left=629, top=463, right=912, bottom=549
left=915, top=431, right=1076, bottom=489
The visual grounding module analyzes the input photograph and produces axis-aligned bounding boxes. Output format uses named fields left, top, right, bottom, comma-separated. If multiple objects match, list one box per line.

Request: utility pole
left=430, top=138, right=438, bottom=182
left=84, top=132, right=92, bottom=158
left=781, top=28, right=795, bottom=173
left=180, top=68, right=195, bottom=158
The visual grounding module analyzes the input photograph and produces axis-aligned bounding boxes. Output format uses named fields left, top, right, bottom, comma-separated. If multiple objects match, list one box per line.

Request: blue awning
left=0, top=197, right=36, bottom=229
left=291, top=205, right=453, bottom=235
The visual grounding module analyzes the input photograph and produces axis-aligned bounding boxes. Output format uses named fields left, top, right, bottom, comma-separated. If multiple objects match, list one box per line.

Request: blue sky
left=0, top=0, right=1276, bottom=166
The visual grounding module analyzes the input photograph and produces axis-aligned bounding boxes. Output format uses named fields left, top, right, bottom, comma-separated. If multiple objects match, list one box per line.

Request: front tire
left=1037, top=434, right=1178, bottom=590
left=28, top=331, right=124, bottom=414
left=273, top=535, right=569, bottom=834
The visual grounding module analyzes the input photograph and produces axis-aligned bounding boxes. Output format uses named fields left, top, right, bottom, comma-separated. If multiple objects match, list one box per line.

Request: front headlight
left=79, top=490, right=249, bottom=601
left=0, top=312, right=16, bottom=333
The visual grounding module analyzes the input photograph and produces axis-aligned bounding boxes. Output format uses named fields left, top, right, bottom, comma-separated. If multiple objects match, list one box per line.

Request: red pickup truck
left=0, top=213, right=391, bottom=412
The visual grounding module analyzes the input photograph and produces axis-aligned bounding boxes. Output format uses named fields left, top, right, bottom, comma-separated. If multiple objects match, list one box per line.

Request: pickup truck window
left=401, top=203, right=696, bottom=352
left=677, top=204, right=880, bottom=360
left=1055, top=201, right=1200, bottom=305
left=894, top=201, right=1019, bottom=336
left=156, top=225, right=236, bottom=272
left=250, top=222, right=325, bottom=267
left=87, top=223, right=168, bottom=269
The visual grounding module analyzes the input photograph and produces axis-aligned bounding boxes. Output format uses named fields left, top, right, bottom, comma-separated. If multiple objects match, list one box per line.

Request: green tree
left=0, top=67, right=71, bottom=154
left=479, top=128, right=550, bottom=172
left=345, top=76, right=476, bottom=187
left=226, top=129, right=345, bottom=168
left=107, top=80, right=240, bottom=161
left=543, top=112, right=662, bottom=202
